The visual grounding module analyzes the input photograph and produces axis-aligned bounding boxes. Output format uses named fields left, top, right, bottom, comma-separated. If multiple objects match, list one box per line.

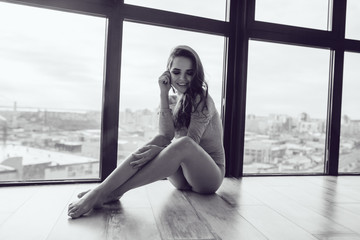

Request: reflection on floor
left=1, top=176, right=360, bottom=240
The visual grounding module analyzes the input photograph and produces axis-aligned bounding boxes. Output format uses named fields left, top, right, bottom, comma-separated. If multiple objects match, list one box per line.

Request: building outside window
left=339, top=52, right=360, bottom=173
left=0, top=2, right=106, bottom=181
left=244, top=41, right=329, bottom=174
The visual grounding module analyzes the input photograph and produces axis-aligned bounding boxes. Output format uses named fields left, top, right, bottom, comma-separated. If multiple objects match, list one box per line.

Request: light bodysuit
left=158, top=94, right=225, bottom=167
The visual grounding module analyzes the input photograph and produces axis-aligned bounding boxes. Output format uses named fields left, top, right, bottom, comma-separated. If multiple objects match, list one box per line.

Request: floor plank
left=105, top=186, right=162, bottom=240
left=302, top=177, right=360, bottom=203
left=106, top=208, right=161, bottom=240
left=265, top=181, right=360, bottom=235
left=46, top=184, right=109, bottom=240
left=147, top=181, right=215, bottom=240
left=216, top=178, right=263, bottom=207
left=0, top=185, right=77, bottom=240
left=318, top=205, right=360, bottom=235
left=335, top=203, right=360, bottom=216
left=0, top=212, right=12, bottom=225
left=1, top=176, right=360, bottom=240
left=184, top=190, right=267, bottom=240
left=237, top=205, right=318, bottom=240
left=313, top=233, right=360, bottom=240
left=0, top=185, right=38, bottom=213
left=240, top=178, right=353, bottom=235
left=48, top=207, right=109, bottom=240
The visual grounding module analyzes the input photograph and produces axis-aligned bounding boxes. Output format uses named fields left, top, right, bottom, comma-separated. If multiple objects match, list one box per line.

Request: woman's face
left=170, top=56, right=194, bottom=94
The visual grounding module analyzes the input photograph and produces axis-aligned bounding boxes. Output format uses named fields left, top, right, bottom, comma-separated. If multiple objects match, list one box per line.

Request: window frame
left=0, top=0, right=231, bottom=185
left=240, top=0, right=360, bottom=177
left=1, top=0, right=359, bottom=186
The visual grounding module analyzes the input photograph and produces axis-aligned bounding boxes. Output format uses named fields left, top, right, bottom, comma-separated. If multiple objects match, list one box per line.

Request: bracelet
left=157, top=108, right=172, bottom=116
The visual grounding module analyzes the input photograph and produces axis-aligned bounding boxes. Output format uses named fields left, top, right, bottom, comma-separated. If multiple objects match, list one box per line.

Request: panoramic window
left=124, top=0, right=228, bottom=21
left=0, top=3, right=107, bottom=181
left=244, top=40, right=330, bottom=174
left=345, top=0, right=360, bottom=40
left=118, top=21, right=225, bottom=165
left=255, top=0, right=329, bottom=30
left=339, top=52, right=360, bottom=173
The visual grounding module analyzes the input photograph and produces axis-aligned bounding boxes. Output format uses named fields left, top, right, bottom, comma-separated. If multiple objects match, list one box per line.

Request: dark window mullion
left=344, top=39, right=360, bottom=53
left=224, top=0, right=250, bottom=177
left=326, top=50, right=344, bottom=176
left=326, top=0, right=347, bottom=175
left=249, top=21, right=335, bottom=49
left=120, top=4, right=230, bottom=37
left=2, top=0, right=114, bottom=17
left=100, top=5, right=123, bottom=180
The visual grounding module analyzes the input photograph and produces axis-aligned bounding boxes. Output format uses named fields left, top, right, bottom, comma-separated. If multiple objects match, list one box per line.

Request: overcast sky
left=0, top=0, right=359, bottom=119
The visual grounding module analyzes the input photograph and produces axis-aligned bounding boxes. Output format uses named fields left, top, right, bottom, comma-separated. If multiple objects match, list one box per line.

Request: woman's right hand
left=130, top=145, right=164, bottom=169
left=158, top=71, right=172, bottom=94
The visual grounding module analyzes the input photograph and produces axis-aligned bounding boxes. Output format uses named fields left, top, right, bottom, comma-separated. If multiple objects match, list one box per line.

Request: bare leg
left=68, top=136, right=224, bottom=218
left=68, top=135, right=170, bottom=216
left=167, top=166, right=192, bottom=191
left=108, top=136, right=224, bottom=196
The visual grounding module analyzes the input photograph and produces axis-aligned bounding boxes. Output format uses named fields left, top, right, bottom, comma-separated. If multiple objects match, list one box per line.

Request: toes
left=77, top=193, right=84, bottom=199
left=68, top=207, right=82, bottom=219
left=68, top=203, right=75, bottom=211
left=69, top=211, right=79, bottom=219
left=68, top=206, right=78, bottom=217
left=67, top=201, right=94, bottom=219
left=68, top=207, right=92, bottom=219
left=77, top=190, right=90, bottom=199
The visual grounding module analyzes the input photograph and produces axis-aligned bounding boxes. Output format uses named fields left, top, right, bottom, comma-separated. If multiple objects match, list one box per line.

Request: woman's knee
left=168, top=136, right=197, bottom=157
left=168, top=167, right=192, bottom=191
left=173, top=136, right=196, bottom=149
left=152, top=134, right=172, bottom=147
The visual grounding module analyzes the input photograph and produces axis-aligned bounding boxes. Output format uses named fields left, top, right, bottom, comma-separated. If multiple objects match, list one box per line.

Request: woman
left=68, top=45, right=225, bottom=219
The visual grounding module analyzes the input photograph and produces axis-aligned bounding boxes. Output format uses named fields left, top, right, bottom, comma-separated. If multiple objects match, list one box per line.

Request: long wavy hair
left=167, top=45, right=208, bottom=130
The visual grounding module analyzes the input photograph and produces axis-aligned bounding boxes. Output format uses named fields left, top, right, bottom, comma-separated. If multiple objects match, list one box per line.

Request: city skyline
left=1, top=1, right=360, bottom=118
left=1, top=99, right=360, bottom=122
left=2, top=99, right=359, bottom=181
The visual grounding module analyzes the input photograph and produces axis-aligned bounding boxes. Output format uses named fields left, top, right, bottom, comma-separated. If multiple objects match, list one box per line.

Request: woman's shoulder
left=205, top=94, right=217, bottom=115
left=193, top=93, right=216, bottom=116
left=205, top=94, right=215, bottom=107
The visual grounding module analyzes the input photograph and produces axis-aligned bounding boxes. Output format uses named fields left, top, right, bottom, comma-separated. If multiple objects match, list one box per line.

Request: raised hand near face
left=158, top=71, right=172, bottom=94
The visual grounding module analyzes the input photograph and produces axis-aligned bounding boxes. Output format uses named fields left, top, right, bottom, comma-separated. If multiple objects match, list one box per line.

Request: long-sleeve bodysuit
left=158, top=94, right=225, bottom=167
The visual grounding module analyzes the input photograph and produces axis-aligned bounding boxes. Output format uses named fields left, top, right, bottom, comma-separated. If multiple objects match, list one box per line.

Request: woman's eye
left=171, top=71, right=180, bottom=75
left=187, top=71, right=194, bottom=76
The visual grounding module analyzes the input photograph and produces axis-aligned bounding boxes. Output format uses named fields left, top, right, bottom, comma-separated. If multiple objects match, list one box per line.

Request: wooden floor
left=1, top=176, right=360, bottom=240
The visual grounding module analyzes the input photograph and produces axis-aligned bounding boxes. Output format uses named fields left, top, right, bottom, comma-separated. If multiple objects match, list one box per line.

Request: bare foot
left=77, top=190, right=90, bottom=199
left=77, top=189, right=120, bottom=204
left=68, top=189, right=105, bottom=219
left=76, top=189, right=103, bottom=210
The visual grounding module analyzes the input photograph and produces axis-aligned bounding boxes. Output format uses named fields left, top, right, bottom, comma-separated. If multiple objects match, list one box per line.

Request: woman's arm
left=158, top=93, right=175, bottom=141
left=187, top=96, right=214, bottom=144
left=158, top=71, right=175, bottom=141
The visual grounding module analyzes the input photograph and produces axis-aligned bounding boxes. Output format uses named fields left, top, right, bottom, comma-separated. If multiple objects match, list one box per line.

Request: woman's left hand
left=130, top=145, right=164, bottom=169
